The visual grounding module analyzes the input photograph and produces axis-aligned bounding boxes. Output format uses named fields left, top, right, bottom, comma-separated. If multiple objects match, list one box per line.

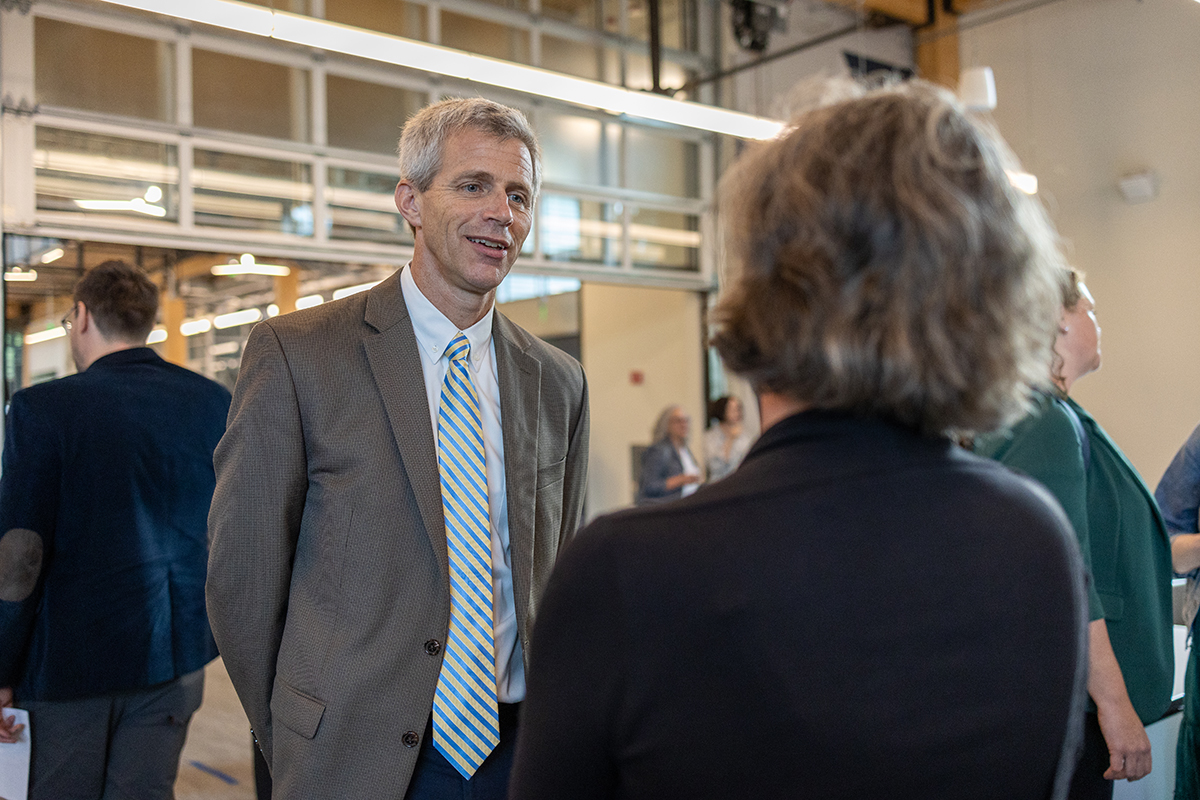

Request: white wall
left=960, top=0, right=1200, bottom=486
left=580, top=283, right=705, bottom=520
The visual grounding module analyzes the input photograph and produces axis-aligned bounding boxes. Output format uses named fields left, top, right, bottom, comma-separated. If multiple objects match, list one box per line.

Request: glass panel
left=538, top=111, right=604, bottom=186
left=35, top=127, right=178, bottom=222
left=326, top=75, right=427, bottom=154
left=630, top=207, right=698, bottom=270
left=325, top=0, right=427, bottom=41
left=193, top=149, right=314, bottom=235
left=603, top=0, right=622, bottom=35
left=469, top=0, right=529, bottom=11
left=327, top=166, right=413, bottom=245
left=34, top=18, right=174, bottom=123
left=542, top=0, right=601, bottom=28
left=441, top=13, right=531, bottom=65
left=540, top=195, right=621, bottom=266
left=625, top=0, right=696, bottom=49
left=540, top=35, right=600, bottom=81
left=625, top=127, right=699, bottom=198
left=624, top=54, right=691, bottom=94
left=193, top=49, right=310, bottom=142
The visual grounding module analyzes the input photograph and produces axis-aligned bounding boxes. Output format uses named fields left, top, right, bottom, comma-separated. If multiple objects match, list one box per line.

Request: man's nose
left=484, top=190, right=514, bottom=226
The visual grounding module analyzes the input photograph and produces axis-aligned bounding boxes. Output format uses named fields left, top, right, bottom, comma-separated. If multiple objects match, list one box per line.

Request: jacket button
left=402, top=730, right=420, bottom=748
left=424, top=639, right=441, bottom=656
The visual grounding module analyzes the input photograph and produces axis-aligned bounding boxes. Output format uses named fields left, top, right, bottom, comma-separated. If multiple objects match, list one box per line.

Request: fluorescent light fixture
left=267, top=303, right=280, bottom=317
left=211, top=253, right=292, bottom=277
left=4, top=267, right=38, bottom=282
left=332, top=281, right=380, bottom=300
left=296, top=294, right=324, bottom=309
left=40, top=248, right=65, bottom=264
left=181, top=318, right=213, bottom=336
left=214, top=308, right=264, bottom=329
left=25, top=327, right=65, bottom=345
left=74, top=197, right=167, bottom=216
left=1006, top=170, right=1038, bottom=195
left=209, top=340, right=241, bottom=355
left=97, top=0, right=274, bottom=34
left=144, top=185, right=163, bottom=203
left=146, top=328, right=168, bottom=344
left=94, top=0, right=784, bottom=140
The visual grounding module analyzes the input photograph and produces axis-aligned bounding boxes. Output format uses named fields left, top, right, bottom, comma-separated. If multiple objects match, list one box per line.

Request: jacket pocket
left=272, top=680, right=326, bottom=739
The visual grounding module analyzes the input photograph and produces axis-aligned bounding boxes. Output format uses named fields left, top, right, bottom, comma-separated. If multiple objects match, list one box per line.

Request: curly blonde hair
left=712, top=79, right=1066, bottom=437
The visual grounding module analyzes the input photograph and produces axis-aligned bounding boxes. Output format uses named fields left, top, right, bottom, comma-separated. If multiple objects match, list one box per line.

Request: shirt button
left=424, top=639, right=441, bottom=656
left=402, top=730, right=420, bottom=748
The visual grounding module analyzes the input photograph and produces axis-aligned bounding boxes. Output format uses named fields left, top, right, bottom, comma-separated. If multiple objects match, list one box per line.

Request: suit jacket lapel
left=363, top=273, right=448, bottom=577
left=494, top=313, right=540, bottom=619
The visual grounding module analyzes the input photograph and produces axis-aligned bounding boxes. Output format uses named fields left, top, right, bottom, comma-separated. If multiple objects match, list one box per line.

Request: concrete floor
left=176, top=659, right=257, bottom=800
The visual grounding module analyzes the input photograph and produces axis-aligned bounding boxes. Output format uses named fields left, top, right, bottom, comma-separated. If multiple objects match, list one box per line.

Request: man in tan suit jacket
left=206, top=98, right=589, bottom=800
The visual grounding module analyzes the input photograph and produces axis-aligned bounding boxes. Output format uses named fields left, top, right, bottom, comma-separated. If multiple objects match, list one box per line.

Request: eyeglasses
left=60, top=305, right=76, bottom=331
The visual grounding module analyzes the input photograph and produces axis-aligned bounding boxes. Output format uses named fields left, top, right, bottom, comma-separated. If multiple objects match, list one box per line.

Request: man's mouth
left=468, top=237, right=507, bottom=251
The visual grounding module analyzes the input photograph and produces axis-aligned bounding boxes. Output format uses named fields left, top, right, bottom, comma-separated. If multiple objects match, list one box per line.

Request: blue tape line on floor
left=189, top=760, right=239, bottom=785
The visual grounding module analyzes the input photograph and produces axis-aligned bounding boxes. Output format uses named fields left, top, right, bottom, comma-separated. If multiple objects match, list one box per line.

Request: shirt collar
left=400, top=263, right=494, bottom=366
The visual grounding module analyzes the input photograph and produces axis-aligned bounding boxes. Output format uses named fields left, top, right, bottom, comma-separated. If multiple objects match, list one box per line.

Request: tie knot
left=446, top=333, right=470, bottom=364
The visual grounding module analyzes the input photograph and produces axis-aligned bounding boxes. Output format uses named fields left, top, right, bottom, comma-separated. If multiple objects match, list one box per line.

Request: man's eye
left=509, top=193, right=527, bottom=205
left=464, top=183, right=481, bottom=192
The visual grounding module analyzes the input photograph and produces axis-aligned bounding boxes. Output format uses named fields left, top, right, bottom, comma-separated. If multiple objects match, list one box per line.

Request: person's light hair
left=397, top=97, right=541, bottom=202
left=651, top=405, right=683, bottom=444
left=1051, top=267, right=1086, bottom=390
left=1059, top=267, right=1085, bottom=311
left=712, top=78, right=1066, bottom=437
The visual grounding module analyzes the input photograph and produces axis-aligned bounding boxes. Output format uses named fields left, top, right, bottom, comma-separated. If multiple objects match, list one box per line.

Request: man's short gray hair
left=397, top=97, right=542, bottom=202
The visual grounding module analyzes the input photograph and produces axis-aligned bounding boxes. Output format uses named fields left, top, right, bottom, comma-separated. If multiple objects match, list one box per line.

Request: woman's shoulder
left=975, top=396, right=1080, bottom=462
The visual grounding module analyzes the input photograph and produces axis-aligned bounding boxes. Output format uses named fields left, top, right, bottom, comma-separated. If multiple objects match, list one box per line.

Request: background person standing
left=0, top=260, right=231, bottom=799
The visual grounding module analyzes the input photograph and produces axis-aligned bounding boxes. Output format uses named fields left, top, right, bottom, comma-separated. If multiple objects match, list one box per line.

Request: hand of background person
left=665, top=473, right=702, bottom=490
left=0, top=686, right=25, bottom=743
left=1097, top=698, right=1151, bottom=781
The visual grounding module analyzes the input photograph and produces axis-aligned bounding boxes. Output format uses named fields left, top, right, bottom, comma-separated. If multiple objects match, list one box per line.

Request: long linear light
left=4, top=268, right=38, bottom=282
left=25, top=327, right=65, bottom=345
left=214, top=308, right=264, bottom=329
left=96, top=0, right=784, bottom=140
left=74, top=197, right=167, bottom=216
left=212, top=253, right=292, bottom=277
left=333, top=281, right=381, bottom=300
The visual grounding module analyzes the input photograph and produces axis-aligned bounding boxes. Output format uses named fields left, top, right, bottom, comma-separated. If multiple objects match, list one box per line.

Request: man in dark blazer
left=0, top=260, right=231, bottom=798
left=206, top=98, right=589, bottom=800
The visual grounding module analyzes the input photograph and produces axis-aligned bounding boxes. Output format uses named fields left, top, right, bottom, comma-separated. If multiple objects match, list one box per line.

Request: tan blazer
left=206, top=270, right=589, bottom=799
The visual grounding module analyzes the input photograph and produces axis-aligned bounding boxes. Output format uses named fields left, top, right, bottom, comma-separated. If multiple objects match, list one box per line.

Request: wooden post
left=915, top=3, right=960, bottom=91
left=274, top=264, right=299, bottom=316
left=162, top=295, right=187, bottom=366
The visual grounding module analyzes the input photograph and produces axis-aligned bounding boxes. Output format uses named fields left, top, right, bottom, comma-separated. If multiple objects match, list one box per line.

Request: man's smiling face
left=399, top=127, right=534, bottom=312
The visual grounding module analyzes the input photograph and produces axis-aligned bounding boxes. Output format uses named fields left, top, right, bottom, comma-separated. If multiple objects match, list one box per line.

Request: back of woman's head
left=713, top=79, right=1065, bottom=437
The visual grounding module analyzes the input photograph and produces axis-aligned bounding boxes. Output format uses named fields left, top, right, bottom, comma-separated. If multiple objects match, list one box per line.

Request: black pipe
left=648, top=0, right=665, bottom=94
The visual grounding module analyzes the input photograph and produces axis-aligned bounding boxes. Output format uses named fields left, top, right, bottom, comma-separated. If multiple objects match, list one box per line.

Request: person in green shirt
left=976, top=269, right=1174, bottom=799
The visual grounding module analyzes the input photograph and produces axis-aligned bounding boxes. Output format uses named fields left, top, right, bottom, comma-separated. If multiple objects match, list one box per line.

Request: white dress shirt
left=400, top=265, right=525, bottom=703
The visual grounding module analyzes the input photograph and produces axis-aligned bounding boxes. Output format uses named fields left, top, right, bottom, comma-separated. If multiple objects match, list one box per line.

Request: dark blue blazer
left=637, top=439, right=697, bottom=505
left=0, top=347, right=231, bottom=701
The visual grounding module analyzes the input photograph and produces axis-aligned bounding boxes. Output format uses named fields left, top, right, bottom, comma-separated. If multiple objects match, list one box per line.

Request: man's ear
left=75, top=301, right=92, bottom=334
left=395, top=181, right=421, bottom=229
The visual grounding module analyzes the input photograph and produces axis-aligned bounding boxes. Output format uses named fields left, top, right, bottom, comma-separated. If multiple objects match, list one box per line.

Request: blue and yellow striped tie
left=433, top=333, right=499, bottom=778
